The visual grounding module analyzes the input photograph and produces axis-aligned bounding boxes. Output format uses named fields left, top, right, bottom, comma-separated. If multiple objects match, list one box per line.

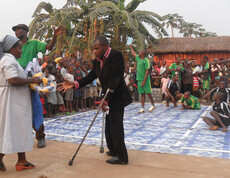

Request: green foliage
left=163, top=13, right=217, bottom=38
left=32, top=2, right=53, bottom=17
left=125, top=0, right=146, bottom=13
left=29, top=0, right=168, bottom=57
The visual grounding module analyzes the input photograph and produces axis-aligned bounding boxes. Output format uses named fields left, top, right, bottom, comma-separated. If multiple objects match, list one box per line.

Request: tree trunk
left=171, top=24, right=174, bottom=38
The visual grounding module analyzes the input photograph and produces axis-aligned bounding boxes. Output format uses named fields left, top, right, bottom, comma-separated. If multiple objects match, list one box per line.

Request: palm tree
left=29, top=0, right=168, bottom=58
left=178, top=22, right=201, bottom=37
left=178, top=21, right=217, bottom=38
left=162, top=13, right=183, bottom=38
left=200, top=31, right=217, bottom=37
left=86, top=0, right=168, bottom=51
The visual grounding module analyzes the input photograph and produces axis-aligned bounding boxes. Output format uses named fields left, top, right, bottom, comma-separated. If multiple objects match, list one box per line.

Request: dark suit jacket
left=78, top=49, right=132, bottom=110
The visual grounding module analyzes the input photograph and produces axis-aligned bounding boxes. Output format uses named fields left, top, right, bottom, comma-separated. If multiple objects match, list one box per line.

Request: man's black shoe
left=106, top=156, right=128, bottom=165
left=106, top=151, right=116, bottom=157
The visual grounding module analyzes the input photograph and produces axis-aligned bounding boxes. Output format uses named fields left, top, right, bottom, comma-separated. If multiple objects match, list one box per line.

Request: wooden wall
left=154, top=52, right=230, bottom=65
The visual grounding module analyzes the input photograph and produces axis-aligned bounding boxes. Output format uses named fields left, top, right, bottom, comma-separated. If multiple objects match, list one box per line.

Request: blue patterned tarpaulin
left=43, top=103, right=230, bottom=159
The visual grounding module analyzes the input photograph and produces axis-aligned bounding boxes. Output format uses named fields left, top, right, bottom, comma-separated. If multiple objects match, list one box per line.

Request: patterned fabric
left=73, top=81, right=79, bottom=89
left=43, top=103, right=230, bottom=159
left=210, top=87, right=230, bottom=103
left=213, top=101, right=230, bottom=118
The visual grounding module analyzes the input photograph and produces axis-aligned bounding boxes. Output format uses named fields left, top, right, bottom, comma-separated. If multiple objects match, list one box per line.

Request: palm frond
left=125, top=0, right=146, bottom=13
left=121, top=10, right=144, bottom=50
left=136, top=15, right=168, bottom=37
left=132, top=10, right=163, bottom=21
left=32, top=2, right=53, bottom=17
left=91, top=1, right=121, bottom=14
left=58, top=7, right=83, bottom=26
left=138, top=22, right=158, bottom=45
left=88, top=6, right=113, bottom=18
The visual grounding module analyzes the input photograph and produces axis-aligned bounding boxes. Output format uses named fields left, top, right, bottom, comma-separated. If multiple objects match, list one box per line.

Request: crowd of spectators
left=39, top=53, right=102, bottom=118
left=39, top=53, right=229, bottom=118
left=124, top=56, right=230, bottom=105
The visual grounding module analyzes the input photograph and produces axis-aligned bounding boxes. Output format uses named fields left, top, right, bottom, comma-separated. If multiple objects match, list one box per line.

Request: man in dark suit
left=58, top=36, right=132, bottom=165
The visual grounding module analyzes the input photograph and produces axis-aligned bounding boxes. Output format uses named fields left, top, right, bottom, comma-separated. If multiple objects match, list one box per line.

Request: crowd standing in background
left=38, top=51, right=230, bottom=119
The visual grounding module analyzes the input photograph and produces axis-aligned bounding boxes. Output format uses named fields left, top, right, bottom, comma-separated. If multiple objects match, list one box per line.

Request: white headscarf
left=0, top=35, right=20, bottom=59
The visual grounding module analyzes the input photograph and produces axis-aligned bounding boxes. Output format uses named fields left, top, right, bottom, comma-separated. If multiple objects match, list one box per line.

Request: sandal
left=15, top=163, right=35, bottom=171
left=0, top=163, right=6, bottom=172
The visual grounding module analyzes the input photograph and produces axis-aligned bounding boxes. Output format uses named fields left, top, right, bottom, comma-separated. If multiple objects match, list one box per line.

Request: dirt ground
left=1, top=140, right=230, bottom=178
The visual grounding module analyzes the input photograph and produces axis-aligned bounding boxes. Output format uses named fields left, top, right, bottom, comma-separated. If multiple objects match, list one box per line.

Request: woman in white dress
left=0, top=35, right=41, bottom=172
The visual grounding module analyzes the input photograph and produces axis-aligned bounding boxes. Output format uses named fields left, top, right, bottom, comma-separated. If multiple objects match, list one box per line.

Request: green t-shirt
left=17, top=38, right=47, bottom=69
left=203, top=62, right=211, bottom=81
left=169, top=63, right=184, bottom=80
left=136, top=55, right=150, bottom=81
left=181, top=95, right=201, bottom=110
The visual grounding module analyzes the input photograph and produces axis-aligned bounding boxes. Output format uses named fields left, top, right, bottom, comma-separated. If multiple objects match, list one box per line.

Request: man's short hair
left=202, top=56, right=209, bottom=61
left=140, top=49, right=147, bottom=57
left=93, top=36, right=109, bottom=46
left=214, top=92, right=223, bottom=100
left=184, top=91, right=191, bottom=96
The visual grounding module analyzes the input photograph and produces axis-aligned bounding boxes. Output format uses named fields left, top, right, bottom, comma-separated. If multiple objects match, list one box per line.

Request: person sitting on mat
left=177, top=91, right=201, bottom=110
left=203, top=92, right=230, bottom=132
left=165, top=74, right=179, bottom=107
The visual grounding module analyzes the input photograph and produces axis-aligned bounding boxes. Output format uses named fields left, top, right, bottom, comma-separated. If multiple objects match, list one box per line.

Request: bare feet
left=222, top=128, right=228, bottom=132
left=209, top=126, right=219, bottom=130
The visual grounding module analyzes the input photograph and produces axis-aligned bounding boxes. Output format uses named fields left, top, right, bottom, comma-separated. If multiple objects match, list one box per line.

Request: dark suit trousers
left=105, top=108, right=128, bottom=163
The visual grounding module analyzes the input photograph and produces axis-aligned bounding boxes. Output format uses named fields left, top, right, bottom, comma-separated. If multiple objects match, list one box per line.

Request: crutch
left=68, top=89, right=110, bottom=166
left=100, top=111, right=106, bottom=153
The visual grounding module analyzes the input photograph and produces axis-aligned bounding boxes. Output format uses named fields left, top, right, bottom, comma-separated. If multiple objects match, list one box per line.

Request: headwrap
left=0, top=35, right=20, bottom=59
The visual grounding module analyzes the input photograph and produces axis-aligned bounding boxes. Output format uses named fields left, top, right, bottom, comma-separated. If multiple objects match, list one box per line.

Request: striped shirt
left=167, top=80, right=179, bottom=97
left=213, top=101, right=230, bottom=118
left=210, top=87, right=230, bottom=103
left=193, top=76, right=201, bottom=87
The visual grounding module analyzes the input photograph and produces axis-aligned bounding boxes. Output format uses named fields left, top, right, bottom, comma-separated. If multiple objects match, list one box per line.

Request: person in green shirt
left=130, top=45, right=155, bottom=114
left=12, top=24, right=65, bottom=69
left=197, top=56, right=211, bottom=103
left=179, top=91, right=201, bottom=110
left=169, top=57, right=184, bottom=81
left=12, top=24, right=65, bottom=149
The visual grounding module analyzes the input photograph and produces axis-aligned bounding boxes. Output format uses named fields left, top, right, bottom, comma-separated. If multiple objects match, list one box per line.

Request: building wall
left=154, top=52, right=230, bottom=65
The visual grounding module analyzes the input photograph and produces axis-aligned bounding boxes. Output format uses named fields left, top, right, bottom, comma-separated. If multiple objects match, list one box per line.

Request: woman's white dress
left=0, top=53, right=33, bottom=154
